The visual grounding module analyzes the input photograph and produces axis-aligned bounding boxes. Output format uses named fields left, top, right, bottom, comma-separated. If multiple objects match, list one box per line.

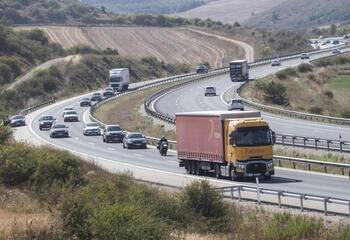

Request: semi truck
left=176, top=111, right=275, bottom=180
left=229, top=59, right=249, bottom=82
left=109, top=68, right=129, bottom=91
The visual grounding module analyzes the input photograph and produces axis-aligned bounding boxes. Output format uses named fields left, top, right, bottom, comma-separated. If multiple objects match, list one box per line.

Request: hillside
left=240, top=54, right=350, bottom=118
left=15, top=26, right=246, bottom=67
left=177, top=0, right=287, bottom=24
left=82, top=0, right=208, bottom=14
left=0, top=0, right=110, bottom=24
left=245, top=0, right=350, bottom=29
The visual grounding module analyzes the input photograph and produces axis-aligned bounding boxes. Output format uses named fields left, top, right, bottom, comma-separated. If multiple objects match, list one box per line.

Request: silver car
left=63, top=111, right=79, bottom=122
left=83, top=122, right=101, bottom=136
left=228, top=99, right=244, bottom=111
left=50, top=123, right=69, bottom=138
left=271, top=59, right=281, bottom=66
left=123, top=132, right=147, bottom=149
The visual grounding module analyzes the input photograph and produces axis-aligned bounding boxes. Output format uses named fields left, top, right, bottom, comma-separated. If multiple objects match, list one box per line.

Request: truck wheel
left=194, top=162, right=200, bottom=175
left=214, top=164, right=221, bottom=179
left=264, top=175, right=271, bottom=180
left=189, top=161, right=194, bottom=174
left=185, top=161, right=190, bottom=173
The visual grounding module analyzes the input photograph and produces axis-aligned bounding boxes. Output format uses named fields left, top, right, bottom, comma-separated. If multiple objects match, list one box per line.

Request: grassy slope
left=82, top=0, right=207, bottom=14
left=245, top=0, right=350, bottom=29
left=240, top=54, right=350, bottom=117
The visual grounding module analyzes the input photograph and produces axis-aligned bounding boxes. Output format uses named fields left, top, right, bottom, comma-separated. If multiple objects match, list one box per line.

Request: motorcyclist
left=157, top=136, right=168, bottom=155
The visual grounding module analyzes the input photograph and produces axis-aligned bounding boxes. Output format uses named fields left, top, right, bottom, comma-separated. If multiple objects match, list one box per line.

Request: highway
left=11, top=46, right=350, bottom=209
left=154, top=49, right=350, bottom=140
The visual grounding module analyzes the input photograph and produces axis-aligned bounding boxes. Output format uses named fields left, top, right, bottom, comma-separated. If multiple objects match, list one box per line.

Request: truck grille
left=246, top=162, right=266, bottom=174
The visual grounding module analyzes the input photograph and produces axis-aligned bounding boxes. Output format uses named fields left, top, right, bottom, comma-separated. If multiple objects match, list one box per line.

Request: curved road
left=155, top=49, right=350, bottom=140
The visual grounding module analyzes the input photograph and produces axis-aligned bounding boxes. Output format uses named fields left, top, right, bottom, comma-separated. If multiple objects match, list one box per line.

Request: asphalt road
left=19, top=76, right=349, bottom=201
left=154, top=48, right=350, bottom=140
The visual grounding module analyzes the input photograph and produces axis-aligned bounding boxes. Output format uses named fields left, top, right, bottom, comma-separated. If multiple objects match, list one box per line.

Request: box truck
left=109, top=68, right=129, bottom=91
left=176, top=111, right=275, bottom=180
left=230, top=60, right=249, bottom=82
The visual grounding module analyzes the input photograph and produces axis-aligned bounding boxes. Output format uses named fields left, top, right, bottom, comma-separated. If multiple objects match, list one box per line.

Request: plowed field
left=17, top=26, right=249, bottom=67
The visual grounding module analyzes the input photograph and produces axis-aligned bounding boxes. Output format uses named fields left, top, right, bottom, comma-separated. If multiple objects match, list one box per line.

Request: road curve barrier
left=20, top=97, right=56, bottom=116
left=217, top=184, right=350, bottom=217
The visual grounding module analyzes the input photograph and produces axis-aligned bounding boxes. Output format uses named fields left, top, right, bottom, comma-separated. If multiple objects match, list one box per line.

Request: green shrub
left=263, top=81, right=288, bottom=105
left=68, top=44, right=100, bottom=55
left=309, top=106, right=323, bottom=114
left=0, top=126, right=12, bottom=144
left=262, top=212, right=325, bottom=240
left=341, top=110, right=350, bottom=118
left=298, top=63, right=313, bottom=73
left=324, top=91, right=333, bottom=98
left=90, top=204, right=169, bottom=240
left=0, top=144, right=37, bottom=186
left=276, top=67, right=298, bottom=80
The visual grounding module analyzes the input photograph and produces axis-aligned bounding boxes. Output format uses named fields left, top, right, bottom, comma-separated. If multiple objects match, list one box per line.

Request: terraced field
left=16, top=26, right=248, bottom=67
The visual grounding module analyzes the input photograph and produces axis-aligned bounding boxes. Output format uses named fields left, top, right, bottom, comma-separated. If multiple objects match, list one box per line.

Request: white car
left=50, top=123, right=69, bottom=138
left=63, top=111, right=79, bottom=122
left=62, top=107, right=74, bottom=117
left=83, top=122, right=101, bottom=136
left=228, top=99, right=244, bottom=111
left=271, top=59, right=281, bottom=66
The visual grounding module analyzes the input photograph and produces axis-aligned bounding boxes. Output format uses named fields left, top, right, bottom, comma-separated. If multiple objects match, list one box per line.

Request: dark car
left=102, top=124, right=124, bottom=143
left=91, top=92, right=103, bottom=102
left=50, top=123, right=69, bottom=138
left=103, top=87, right=115, bottom=97
left=196, top=64, right=208, bottom=74
left=300, top=53, right=310, bottom=60
left=10, top=115, right=25, bottom=127
left=204, top=86, right=216, bottom=96
left=38, top=115, right=55, bottom=130
left=80, top=98, right=91, bottom=107
left=123, top=132, right=147, bottom=149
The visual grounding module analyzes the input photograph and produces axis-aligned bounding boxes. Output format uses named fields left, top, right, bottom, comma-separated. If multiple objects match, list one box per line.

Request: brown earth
left=16, top=26, right=249, bottom=68
left=176, top=0, right=288, bottom=24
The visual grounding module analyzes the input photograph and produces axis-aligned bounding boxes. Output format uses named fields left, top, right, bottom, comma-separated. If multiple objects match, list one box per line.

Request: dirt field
left=176, top=0, right=287, bottom=24
left=17, top=26, right=247, bottom=68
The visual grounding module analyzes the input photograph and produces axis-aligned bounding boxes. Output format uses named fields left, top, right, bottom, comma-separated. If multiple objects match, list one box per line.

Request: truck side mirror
left=229, top=132, right=236, bottom=146
left=271, top=131, right=276, bottom=144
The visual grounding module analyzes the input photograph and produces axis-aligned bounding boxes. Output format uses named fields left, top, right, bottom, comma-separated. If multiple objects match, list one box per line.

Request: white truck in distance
left=109, top=68, right=129, bottom=91
left=229, top=59, right=249, bottom=82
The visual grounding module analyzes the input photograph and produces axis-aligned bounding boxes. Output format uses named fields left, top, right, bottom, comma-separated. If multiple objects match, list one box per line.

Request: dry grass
left=15, top=26, right=244, bottom=68
left=94, top=83, right=181, bottom=140
left=241, top=61, right=350, bottom=117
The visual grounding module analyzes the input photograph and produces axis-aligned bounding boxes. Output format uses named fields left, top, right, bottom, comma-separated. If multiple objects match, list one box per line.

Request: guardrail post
left=278, top=191, right=282, bottom=208
left=324, top=198, right=328, bottom=216
left=315, top=139, right=318, bottom=150
left=341, top=168, right=345, bottom=176
left=340, top=142, right=343, bottom=153
left=300, top=194, right=304, bottom=212
left=292, top=137, right=296, bottom=147
left=231, top=187, right=234, bottom=199
left=307, top=163, right=311, bottom=171
left=282, top=135, right=285, bottom=145
left=292, top=162, right=296, bottom=169
left=327, top=140, right=331, bottom=151
left=303, top=138, right=307, bottom=148
left=238, top=186, right=241, bottom=202
left=324, top=165, right=328, bottom=174
left=256, top=177, right=261, bottom=205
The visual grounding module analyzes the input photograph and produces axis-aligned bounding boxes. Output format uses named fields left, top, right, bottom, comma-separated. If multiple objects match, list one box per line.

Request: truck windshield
left=110, top=76, right=122, bottom=82
left=235, top=127, right=272, bottom=147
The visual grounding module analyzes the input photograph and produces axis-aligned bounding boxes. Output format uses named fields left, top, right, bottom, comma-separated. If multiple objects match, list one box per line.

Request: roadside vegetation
left=1, top=128, right=350, bottom=239
left=240, top=54, right=350, bottom=117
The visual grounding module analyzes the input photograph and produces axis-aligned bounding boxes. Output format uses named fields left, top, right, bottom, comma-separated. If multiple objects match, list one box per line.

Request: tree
left=330, top=24, right=337, bottom=35
left=263, top=81, right=288, bottom=105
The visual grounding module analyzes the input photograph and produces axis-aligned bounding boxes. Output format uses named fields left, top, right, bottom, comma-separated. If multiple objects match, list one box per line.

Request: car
left=83, top=122, right=101, bottom=136
left=123, top=132, right=147, bottom=149
left=80, top=98, right=91, bottom=107
left=10, top=115, right=25, bottom=127
left=344, top=34, right=349, bottom=39
left=332, top=48, right=341, bottom=55
left=63, top=111, right=79, bottom=122
left=38, top=115, right=55, bottom=130
left=227, top=99, right=244, bottom=111
left=332, top=40, right=340, bottom=45
left=102, top=124, right=124, bottom=143
left=204, top=86, right=216, bottom=96
left=300, top=53, right=310, bottom=59
left=103, top=87, right=115, bottom=97
left=319, top=35, right=325, bottom=39
left=313, top=40, right=319, bottom=44
left=91, top=92, right=103, bottom=102
left=326, top=39, right=331, bottom=44
left=271, top=59, right=281, bottom=66
left=62, top=107, right=74, bottom=117
left=196, top=64, right=208, bottom=74
left=50, top=123, right=69, bottom=138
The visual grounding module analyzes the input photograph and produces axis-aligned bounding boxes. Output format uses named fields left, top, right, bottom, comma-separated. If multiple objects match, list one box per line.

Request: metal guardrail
left=20, top=97, right=56, bottom=116
left=236, top=47, right=350, bottom=126
left=217, top=184, right=350, bottom=216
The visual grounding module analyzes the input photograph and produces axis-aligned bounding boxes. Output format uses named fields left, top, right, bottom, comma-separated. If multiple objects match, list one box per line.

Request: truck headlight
left=236, top=163, right=246, bottom=169
left=267, top=162, right=274, bottom=169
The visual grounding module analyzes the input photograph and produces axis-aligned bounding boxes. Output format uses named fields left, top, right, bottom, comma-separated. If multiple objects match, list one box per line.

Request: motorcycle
left=158, top=141, right=168, bottom=156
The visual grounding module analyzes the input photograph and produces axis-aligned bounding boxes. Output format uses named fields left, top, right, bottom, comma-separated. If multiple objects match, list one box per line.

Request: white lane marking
left=107, top=147, right=115, bottom=151
left=88, top=142, right=95, bottom=145
left=133, top=153, right=144, bottom=157
left=74, top=137, right=80, bottom=140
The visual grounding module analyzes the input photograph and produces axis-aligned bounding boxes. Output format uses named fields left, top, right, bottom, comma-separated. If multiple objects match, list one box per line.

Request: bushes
left=298, top=63, right=313, bottom=73
left=0, top=126, right=12, bottom=144
left=315, top=56, right=350, bottom=67
left=309, top=106, right=323, bottom=114
left=276, top=68, right=297, bottom=80
left=263, top=81, right=288, bottom=105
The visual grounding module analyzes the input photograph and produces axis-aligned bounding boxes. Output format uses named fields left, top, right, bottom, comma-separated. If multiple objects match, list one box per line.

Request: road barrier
left=20, top=97, right=56, bottom=116
left=217, top=184, right=350, bottom=216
